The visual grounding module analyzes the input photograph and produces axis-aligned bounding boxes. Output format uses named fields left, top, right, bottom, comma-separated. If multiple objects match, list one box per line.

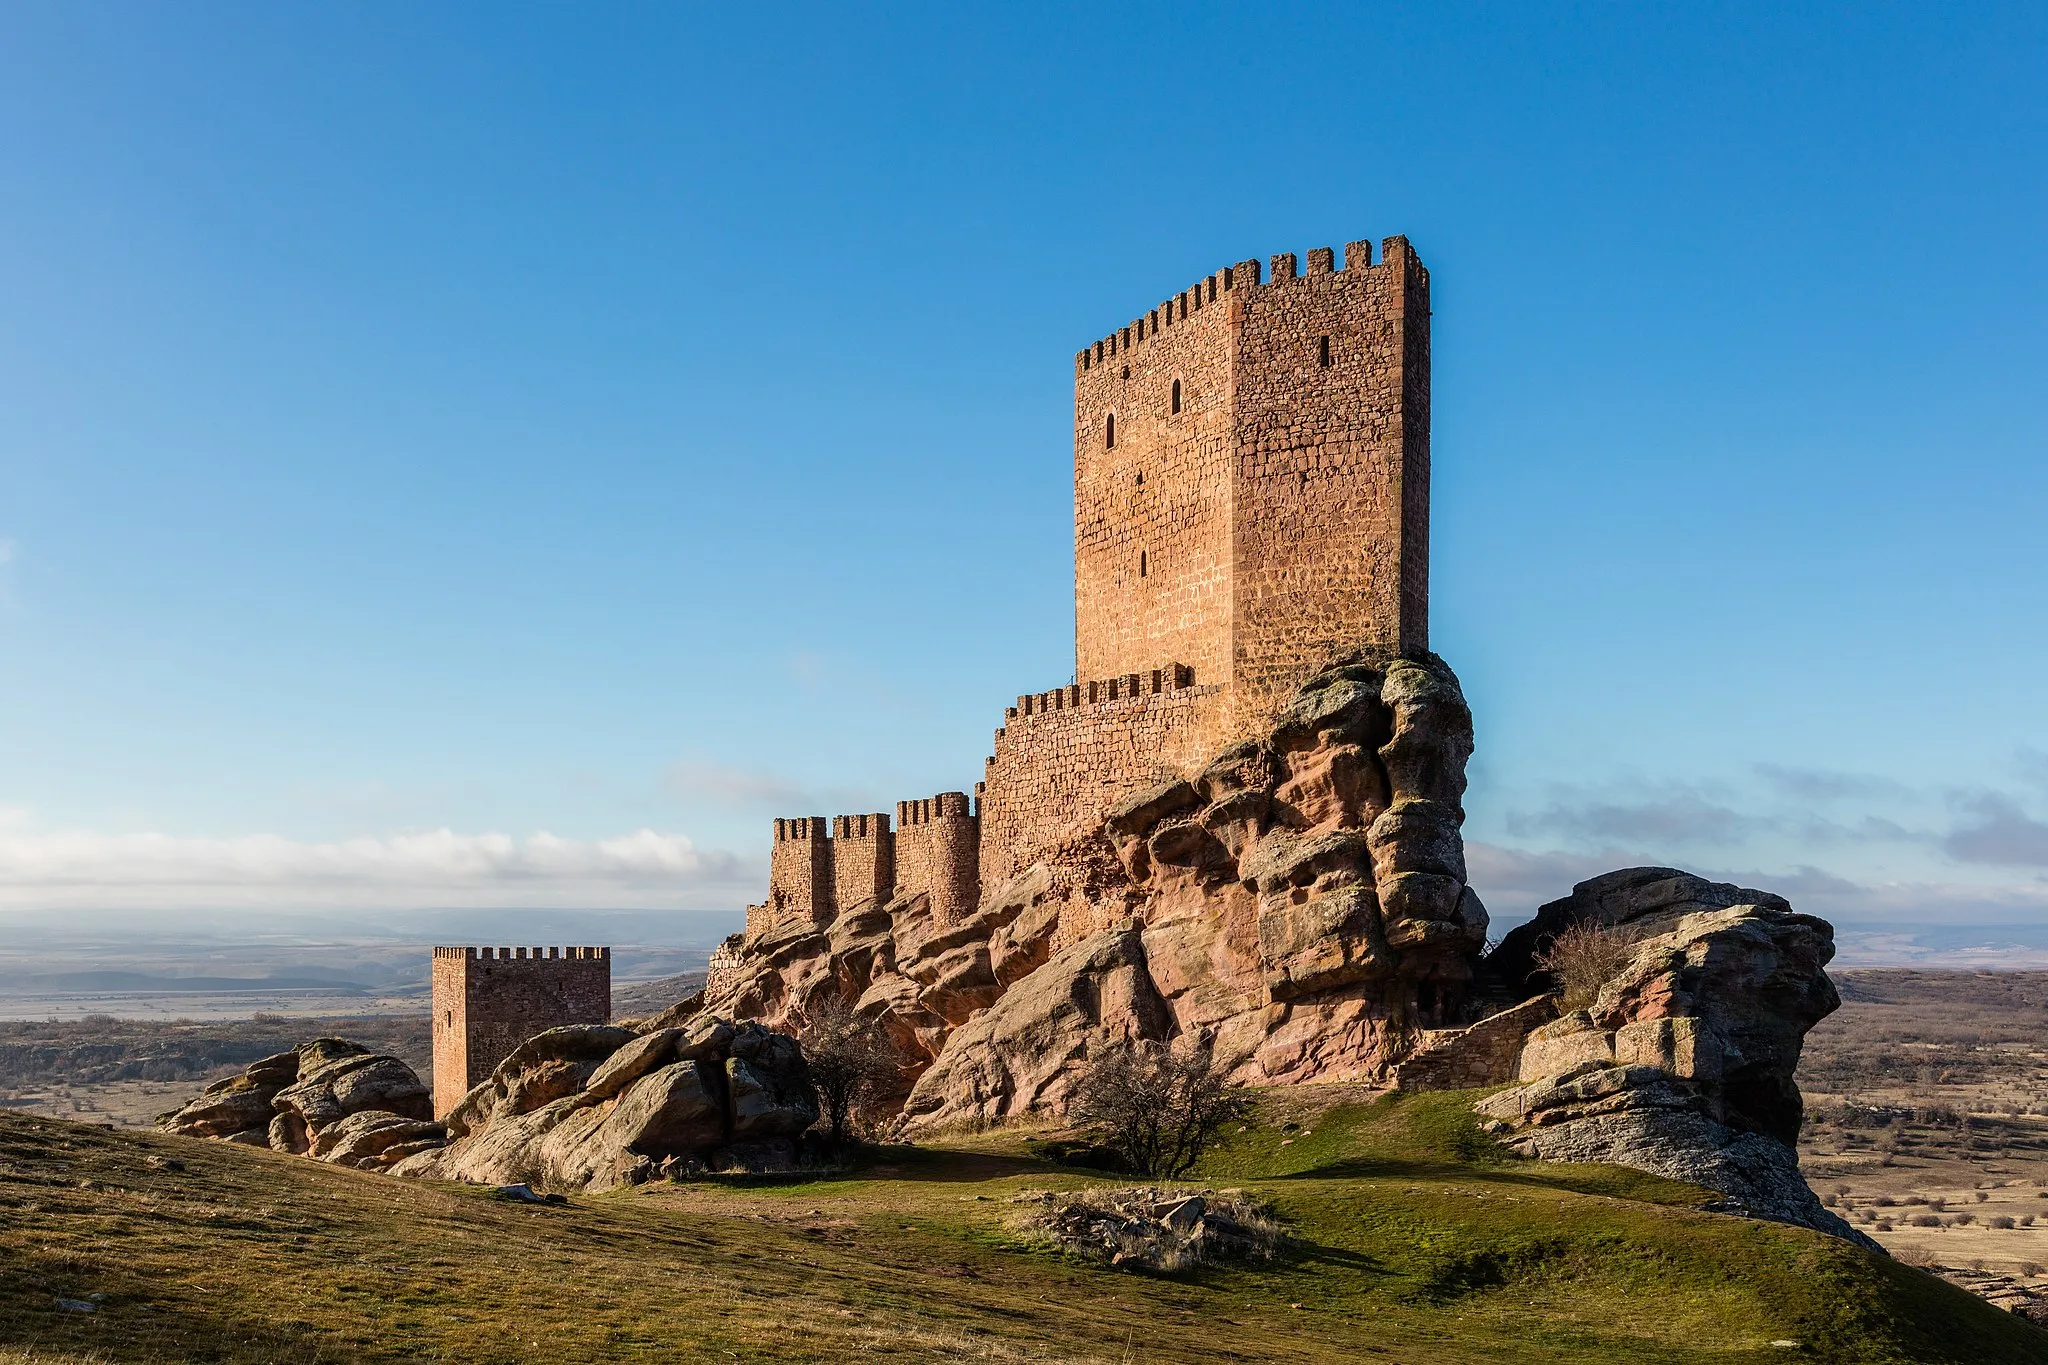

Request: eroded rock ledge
left=680, top=652, right=1488, bottom=1132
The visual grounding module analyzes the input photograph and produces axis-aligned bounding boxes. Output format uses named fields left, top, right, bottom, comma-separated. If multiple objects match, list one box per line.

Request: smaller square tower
left=430, top=945, right=611, bottom=1117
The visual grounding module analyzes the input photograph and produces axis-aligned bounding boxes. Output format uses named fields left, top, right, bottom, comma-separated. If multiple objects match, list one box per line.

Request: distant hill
left=0, top=971, right=374, bottom=994
left=612, top=971, right=705, bottom=1019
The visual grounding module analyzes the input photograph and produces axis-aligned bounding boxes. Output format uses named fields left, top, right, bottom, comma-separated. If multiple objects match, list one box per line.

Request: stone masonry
left=748, top=236, right=1431, bottom=946
left=430, top=946, right=611, bottom=1117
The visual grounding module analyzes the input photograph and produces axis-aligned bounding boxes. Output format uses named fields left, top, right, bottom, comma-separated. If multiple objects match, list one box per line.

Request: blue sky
left=0, top=3, right=2043, bottom=931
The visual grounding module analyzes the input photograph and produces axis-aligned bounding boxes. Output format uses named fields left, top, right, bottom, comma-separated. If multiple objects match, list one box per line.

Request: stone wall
left=759, top=817, right=831, bottom=933
left=430, top=946, right=611, bottom=1117
left=894, top=793, right=980, bottom=925
left=976, top=665, right=1222, bottom=889
left=1074, top=270, right=1238, bottom=721
left=1071, top=237, right=1430, bottom=751
left=1227, top=238, right=1430, bottom=735
left=831, top=813, right=894, bottom=914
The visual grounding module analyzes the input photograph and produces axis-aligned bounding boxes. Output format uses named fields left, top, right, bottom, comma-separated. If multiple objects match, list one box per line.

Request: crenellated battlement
left=431, top=945, right=609, bottom=962
left=753, top=792, right=982, bottom=935
left=1003, top=664, right=1198, bottom=727
left=896, top=791, right=975, bottom=825
left=894, top=792, right=979, bottom=925
left=1073, top=238, right=1425, bottom=378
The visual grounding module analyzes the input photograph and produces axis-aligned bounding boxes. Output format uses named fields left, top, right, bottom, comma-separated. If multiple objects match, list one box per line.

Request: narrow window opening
left=1105, top=413, right=1115, bottom=449
left=1135, top=471, right=1144, bottom=487
left=1171, top=379, right=1181, bottom=414
left=1121, top=365, right=1129, bottom=379
left=1139, top=550, right=1148, bottom=577
left=1318, top=335, right=1331, bottom=367
left=444, top=1010, right=453, bottom=1028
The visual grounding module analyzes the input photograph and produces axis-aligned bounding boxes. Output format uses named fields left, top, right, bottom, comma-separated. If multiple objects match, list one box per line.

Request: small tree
left=794, top=996, right=900, bottom=1146
left=1069, top=1040, right=1250, bottom=1179
left=1534, top=920, right=1634, bottom=1011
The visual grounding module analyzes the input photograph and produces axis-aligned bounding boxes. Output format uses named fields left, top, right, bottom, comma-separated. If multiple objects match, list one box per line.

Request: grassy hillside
left=0, top=1093, right=2039, bottom=1363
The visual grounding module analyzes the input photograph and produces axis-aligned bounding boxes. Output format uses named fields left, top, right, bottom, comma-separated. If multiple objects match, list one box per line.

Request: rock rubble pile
left=1014, top=1186, right=1281, bottom=1271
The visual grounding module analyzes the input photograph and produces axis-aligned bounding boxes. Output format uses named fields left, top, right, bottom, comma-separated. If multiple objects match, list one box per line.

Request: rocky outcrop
left=1485, top=869, right=1838, bottom=1144
left=1466, top=871, right=1867, bottom=1247
left=158, top=1039, right=441, bottom=1171
left=393, top=1016, right=819, bottom=1190
left=1476, top=1062, right=1876, bottom=1250
left=683, top=652, right=1489, bottom=1132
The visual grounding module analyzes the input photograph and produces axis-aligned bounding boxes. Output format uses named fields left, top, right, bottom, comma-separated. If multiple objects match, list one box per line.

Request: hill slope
left=0, top=1095, right=2040, bottom=1363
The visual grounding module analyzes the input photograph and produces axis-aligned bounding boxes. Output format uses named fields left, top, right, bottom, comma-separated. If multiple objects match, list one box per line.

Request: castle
left=740, top=235, right=1430, bottom=946
left=426, top=235, right=1431, bottom=1115
left=429, top=946, right=611, bottom=1116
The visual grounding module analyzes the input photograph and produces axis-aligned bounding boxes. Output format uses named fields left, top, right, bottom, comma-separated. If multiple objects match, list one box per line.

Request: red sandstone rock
left=679, top=652, right=1488, bottom=1132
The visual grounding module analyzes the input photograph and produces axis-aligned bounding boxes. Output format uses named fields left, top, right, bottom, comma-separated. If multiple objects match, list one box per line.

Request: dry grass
left=1, top=1088, right=2041, bottom=1361
left=1799, top=969, right=2048, bottom=1282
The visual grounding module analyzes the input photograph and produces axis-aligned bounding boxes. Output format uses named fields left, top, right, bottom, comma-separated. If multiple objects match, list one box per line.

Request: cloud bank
left=0, top=821, right=756, bottom=911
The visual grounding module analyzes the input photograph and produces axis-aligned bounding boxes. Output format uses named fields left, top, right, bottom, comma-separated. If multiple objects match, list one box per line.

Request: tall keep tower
left=1072, top=237, right=1430, bottom=745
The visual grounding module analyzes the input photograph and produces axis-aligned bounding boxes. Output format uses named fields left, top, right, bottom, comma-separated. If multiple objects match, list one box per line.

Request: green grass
left=0, top=1094, right=2039, bottom=1363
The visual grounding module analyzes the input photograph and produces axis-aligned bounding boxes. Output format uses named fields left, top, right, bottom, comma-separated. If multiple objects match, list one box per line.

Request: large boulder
left=1460, top=880, right=1864, bottom=1247
left=395, top=1017, right=819, bottom=1190
left=158, top=1039, right=441, bottom=1171
left=899, top=922, right=1172, bottom=1132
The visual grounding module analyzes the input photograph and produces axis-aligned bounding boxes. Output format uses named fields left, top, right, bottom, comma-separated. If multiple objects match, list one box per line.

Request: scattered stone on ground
left=1013, top=1185, right=1282, bottom=1271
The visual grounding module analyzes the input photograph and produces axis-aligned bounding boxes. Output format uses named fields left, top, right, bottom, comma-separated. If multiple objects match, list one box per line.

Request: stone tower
left=429, top=946, right=611, bottom=1117
left=747, top=233, right=1432, bottom=920
left=1072, top=236, right=1430, bottom=748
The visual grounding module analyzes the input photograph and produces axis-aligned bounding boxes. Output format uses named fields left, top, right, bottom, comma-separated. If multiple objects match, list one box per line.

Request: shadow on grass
left=1267, top=1154, right=1710, bottom=1205
left=666, top=1142, right=1072, bottom=1192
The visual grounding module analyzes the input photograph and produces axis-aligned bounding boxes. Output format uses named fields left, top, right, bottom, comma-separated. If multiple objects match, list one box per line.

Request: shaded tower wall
left=766, top=816, right=833, bottom=925
left=831, top=812, right=895, bottom=912
left=429, top=945, right=611, bottom=1118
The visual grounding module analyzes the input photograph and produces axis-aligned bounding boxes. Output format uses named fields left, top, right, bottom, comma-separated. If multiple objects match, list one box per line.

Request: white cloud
left=0, top=822, right=758, bottom=910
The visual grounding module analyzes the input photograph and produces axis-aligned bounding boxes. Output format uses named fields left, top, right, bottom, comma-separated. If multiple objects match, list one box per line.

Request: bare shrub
left=1069, top=1041, right=1252, bottom=1179
left=1909, top=1214, right=1941, bottom=1227
left=793, top=996, right=902, bottom=1146
left=1533, top=920, right=1634, bottom=1010
left=1991, top=1216, right=2016, bottom=1229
